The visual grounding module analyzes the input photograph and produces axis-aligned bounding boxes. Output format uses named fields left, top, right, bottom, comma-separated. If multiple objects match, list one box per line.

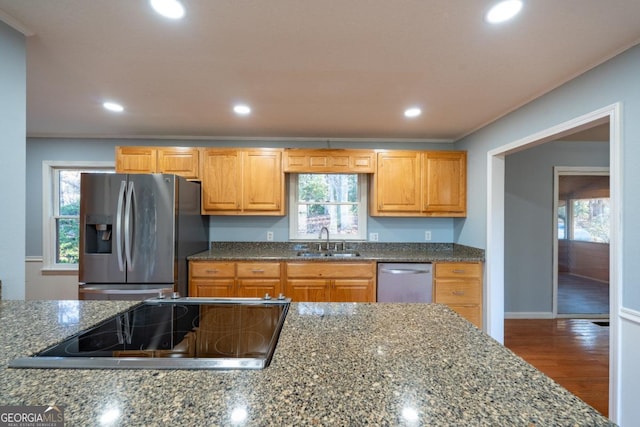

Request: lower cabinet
left=433, top=262, right=483, bottom=328
left=285, top=262, right=376, bottom=302
left=189, top=261, right=283, bottom=298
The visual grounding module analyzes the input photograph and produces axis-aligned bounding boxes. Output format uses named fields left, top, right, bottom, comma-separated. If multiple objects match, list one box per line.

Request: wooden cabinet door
left=237, top=279, right=282, bottom=298
left=373, top=151, right=421, bottom=214
left=285, top=279, right=329, bottom=302
left=189, top=279, right=235, bottom=297
left=331, top=279, right=375, bottom=302
left=157, top=147, right=199, bottom=179
left=201, top=149, right=242, bottom=213
left=283, top=149, right=375, bottom=173
left=242, top=149, right=284, bottom=213
left=115, top=146, right=157, bottom=173
left=423, top=151, right=466, bottom=215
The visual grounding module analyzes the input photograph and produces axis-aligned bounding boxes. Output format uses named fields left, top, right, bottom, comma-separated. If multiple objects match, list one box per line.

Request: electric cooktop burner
left=9, top=297, right=291, bottom=370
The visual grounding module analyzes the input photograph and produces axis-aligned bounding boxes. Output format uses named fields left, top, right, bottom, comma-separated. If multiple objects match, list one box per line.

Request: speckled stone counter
left=0, top=300, right=612, bottom=426
left=188, top=242, right=485, bottom=262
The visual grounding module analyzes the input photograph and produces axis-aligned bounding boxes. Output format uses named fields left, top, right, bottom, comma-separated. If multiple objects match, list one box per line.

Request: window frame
left=42, top=161, right=114, bottom=272
left=288, top=173, right=368, bottom=241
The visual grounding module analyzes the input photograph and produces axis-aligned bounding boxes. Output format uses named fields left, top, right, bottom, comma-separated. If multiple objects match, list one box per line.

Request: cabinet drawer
left=434, top=281, right=481, bottom=304
left=435, top=262, right=482, bottom=279
left=190, top=262, right=235, bottom=278
left=236, top=262, right=281, bottom=278
left=286, top=262, right=375, bottom=279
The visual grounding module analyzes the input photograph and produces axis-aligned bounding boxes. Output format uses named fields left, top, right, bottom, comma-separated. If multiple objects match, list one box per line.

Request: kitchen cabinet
left=115, top=146, right=200, bottom=179
left=283, top=149, right=376, bottom=173
left=371, top=151, right=422, bottom=214
left=189, top=261, right=283, bottom=297
left=434, top=262, right=483, bottom=328
left=423, top=151, right=466, bottom=214
left=285, top=262, right=376, bottom=302
left=370, top=150, right=467, bottom=217
left=200, top=148, right=285, bottom=215
left=189, top=261, right=236, bottom=297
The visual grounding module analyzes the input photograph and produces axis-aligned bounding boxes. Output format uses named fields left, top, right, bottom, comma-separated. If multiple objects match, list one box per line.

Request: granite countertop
left=0, top=300, right=612, bottom=426
left=188, top=242, right=485, bottom=262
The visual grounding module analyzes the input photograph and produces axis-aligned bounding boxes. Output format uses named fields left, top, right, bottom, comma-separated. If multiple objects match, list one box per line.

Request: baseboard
left=505, top=312, right=554, bottom=319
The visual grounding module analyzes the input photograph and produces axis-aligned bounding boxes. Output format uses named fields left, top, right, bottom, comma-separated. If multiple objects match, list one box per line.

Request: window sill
left=41, top=266, right=79, bottom=276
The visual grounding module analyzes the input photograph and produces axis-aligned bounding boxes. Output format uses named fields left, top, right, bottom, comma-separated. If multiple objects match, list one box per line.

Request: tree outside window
left=290, top=174, right=367, bottom=240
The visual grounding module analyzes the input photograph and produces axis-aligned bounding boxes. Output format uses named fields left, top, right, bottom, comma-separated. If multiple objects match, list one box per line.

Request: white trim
left=0, top=10, right=35, bottom=36
left=620, top=307, right=640, bottom=324
left=486, top=102, right=622, bottom=423
left=552, top=166, right=610, bottom=318
left=42, top=161, right=114, bottom=271
left=505, top=312, right=554, bottom=319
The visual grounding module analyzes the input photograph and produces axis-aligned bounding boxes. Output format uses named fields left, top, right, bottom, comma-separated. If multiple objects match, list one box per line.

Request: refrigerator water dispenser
left=85, top=216, right=112, bottom=254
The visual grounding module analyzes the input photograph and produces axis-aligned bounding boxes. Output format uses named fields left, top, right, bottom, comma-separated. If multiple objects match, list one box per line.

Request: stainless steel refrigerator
left=79, top=173, right=209, bottom=300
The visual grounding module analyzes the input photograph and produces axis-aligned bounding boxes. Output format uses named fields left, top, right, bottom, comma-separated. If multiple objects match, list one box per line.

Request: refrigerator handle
left=124, top=181, right=135, bottom=271
left=115, top=180, right=127, bottom=272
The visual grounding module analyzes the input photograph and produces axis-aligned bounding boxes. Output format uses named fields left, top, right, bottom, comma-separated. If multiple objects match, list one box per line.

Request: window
left=557, top=197, right=610, bottom=243
left=289, top=173, right=367, bottom=240
left=43, top=161, right=114, bottom=271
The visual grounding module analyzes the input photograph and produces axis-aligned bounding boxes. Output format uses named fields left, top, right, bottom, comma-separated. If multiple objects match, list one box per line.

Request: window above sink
left=288, top=173, right=368, bottom=241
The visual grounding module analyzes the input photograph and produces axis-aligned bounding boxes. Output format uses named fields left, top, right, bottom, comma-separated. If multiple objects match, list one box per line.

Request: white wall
left=0, top=22, right=26, bottom=300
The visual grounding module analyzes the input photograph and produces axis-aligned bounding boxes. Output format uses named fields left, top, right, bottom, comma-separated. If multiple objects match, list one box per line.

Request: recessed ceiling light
left=404, top=107, right=422, bottom=118
left=103, top=101, right=124, bottom=113
left=150, top=0, right=185, bottom=19
left=486, top=0, right=523, bottom=24
left=233, top=105, right=251, bottom=115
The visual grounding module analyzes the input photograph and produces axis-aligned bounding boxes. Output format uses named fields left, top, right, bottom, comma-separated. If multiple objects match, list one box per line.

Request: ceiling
left=2, top=1, right=640, bottom=141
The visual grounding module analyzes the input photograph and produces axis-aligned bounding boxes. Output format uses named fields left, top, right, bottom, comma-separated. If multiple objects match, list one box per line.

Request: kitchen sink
left=329, top=251, right=360, bottom=257
left=296, top=251, right=360, bottom=258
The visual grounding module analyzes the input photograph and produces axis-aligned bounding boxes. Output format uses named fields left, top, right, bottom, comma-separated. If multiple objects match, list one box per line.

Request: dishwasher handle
left=379, top=268, right=431, bottom=275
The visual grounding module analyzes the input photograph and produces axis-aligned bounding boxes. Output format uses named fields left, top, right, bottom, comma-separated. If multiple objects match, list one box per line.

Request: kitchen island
left=0, top=300, right=612, bottom=426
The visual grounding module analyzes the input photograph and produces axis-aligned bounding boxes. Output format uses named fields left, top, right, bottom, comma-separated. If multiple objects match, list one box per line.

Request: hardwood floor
left=558, top=273, right=609, bottom=315
left=504, top=318, right=609, bottom=417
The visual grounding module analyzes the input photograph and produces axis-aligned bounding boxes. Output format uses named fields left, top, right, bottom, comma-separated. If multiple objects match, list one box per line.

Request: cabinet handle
left=251, top=269, right=265, bottom=274
left=452, top=269, right=466, bottom=274
left=206, top=269, right=219, bottom=273
left=452, top=290, right=465, bottom=296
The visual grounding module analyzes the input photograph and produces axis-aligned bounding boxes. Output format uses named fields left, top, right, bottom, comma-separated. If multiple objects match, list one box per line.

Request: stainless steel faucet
left=319, top=226, right=330, bottom=251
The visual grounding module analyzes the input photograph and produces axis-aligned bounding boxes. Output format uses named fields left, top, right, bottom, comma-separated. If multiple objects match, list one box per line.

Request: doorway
left=554, top=169, right=610, bottom=318
left=485, top=103, right=621, bottom=420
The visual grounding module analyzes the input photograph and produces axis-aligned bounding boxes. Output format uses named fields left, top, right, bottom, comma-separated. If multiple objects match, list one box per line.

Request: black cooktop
left=10, top=297, right=290, bottom=370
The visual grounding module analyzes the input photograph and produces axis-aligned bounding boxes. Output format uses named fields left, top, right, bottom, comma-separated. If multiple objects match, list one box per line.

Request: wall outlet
left=369, top=232, right=379, bottom=242
left=266, top=231, right=274, bottom=241
left=424, top=230, right=432, bottom=241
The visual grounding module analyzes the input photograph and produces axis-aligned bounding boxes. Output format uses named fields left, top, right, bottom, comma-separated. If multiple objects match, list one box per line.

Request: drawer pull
left=205, top=269, right=219, bottom=274
left=452, top=269, right=466, bottom=274
left=251, top=269, right=265, bottom=274
left=452, top=290, right=465, bottom=296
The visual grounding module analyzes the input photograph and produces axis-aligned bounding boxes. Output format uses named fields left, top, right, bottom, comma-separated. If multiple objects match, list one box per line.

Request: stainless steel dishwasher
left=377, top=263, right=433, bottom=302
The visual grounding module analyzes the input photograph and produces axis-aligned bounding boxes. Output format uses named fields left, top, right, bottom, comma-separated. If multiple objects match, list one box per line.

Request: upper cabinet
left=283, top=149, right=376, bottom=173
left=423, top=151, right=466, bottom=215
left=201, top=148, right=285, bottom=215
left=371, top=150, right=467, bottom=217
left=115, top=146, right=199, bottom=179
left=371, top=150, right=422, bottom=214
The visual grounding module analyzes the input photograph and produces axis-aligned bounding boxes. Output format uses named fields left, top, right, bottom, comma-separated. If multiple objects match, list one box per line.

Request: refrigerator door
left=125, top=174, right=176, bottom=284
left=79, top=173, right=128, bottom=284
